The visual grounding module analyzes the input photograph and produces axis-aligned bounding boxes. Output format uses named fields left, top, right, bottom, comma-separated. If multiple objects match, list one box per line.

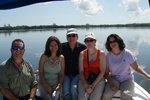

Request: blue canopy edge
left=0, top=0, right=67, bottom=10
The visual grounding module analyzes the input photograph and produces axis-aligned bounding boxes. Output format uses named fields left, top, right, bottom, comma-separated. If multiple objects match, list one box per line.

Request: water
left=0, top=27, right=150, bottom=97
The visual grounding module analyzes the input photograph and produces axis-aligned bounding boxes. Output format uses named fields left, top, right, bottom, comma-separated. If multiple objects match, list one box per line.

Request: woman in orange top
left=78, top=32, right=106, bottom=100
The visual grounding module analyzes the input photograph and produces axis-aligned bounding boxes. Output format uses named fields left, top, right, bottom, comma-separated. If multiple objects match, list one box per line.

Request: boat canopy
left=0, top=0, right=149, bottom=10
left=0, top=0, right=67, bottom=10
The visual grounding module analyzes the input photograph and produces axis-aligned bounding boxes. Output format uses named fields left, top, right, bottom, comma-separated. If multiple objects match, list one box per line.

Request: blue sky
left=0, top=0, right=150, bottom=27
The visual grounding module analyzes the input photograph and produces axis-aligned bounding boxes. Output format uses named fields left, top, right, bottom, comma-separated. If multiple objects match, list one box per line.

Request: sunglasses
left=85, top=39, right=95, bottom=42
left=67, top=34, right=76, bottom=38
left=12, top=46, right=24, bottom=50
left=109, top=40, right=117, bottom=44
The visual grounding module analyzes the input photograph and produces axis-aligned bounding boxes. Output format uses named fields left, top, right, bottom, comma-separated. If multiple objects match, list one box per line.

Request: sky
left=0, top=0, right=150, bottom=27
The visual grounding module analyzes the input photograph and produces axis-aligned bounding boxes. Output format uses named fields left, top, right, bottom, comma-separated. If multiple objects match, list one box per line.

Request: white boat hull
left=0, top=82, right=149, bottom=100
left=113, top=82, right=150, bottom=100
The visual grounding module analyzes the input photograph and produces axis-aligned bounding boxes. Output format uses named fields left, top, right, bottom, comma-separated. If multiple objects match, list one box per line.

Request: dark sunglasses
left=85, top=39, right=95, bottom=42
left=67, top=34, right=76, bottom=38
left=12, top=46, right=24, bottom=50
left=109, top=40, right=117, bottom=44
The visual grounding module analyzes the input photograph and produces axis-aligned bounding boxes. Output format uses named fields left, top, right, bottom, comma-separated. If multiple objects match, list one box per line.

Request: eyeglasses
left=109, top=40, right=117, bottom=44
left=85, top=39, right=95, bottom=43
left=67, top=34, right=76, bottom=38
left=12, top=46, right=24, bottom=50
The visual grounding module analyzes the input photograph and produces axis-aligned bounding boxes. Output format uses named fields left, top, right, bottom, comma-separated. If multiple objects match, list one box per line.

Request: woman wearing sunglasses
left=102, top=34, right=150, bottom=100
left=38, top=36, right=65, bottom=100
left=78, top=32, right=106, bottom=100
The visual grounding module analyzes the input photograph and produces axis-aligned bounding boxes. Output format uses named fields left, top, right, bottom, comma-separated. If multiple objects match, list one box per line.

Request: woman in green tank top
left=38, top=36, right=65, bottom=100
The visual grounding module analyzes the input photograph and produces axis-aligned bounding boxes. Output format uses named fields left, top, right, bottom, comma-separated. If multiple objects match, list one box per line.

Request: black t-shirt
left=62, top=42, right=86, bottom=76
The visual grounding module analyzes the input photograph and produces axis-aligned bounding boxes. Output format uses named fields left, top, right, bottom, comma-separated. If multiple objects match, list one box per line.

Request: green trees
left=0, top=23, right=150, bottom=30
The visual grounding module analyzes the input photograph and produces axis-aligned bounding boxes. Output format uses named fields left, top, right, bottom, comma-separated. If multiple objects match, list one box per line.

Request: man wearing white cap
left=62, top=28, right=86, bottom=100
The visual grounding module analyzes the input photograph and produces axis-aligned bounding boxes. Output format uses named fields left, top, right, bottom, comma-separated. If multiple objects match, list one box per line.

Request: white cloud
left=134, top=7, right=142, bottom=15
left=96, top=39, right=103, bottom=49
left=35, top=53, right=42, bottom=57
left=126, top=37, right=141, bottom=56
left=72, top=0, right=103, bottom=16
left=123, top=0, right=142, bottom=15
left=142, top=9, right=150, bottom=15
left=119, top=16, right=127, bottom=20
left=128, top=9, right=150, bottom=23
left=140, top=65, right=146, bottom=69
left=118, top=4, right=122, bottom=6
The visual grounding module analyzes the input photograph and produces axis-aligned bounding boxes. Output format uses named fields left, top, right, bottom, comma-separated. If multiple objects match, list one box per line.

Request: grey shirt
left=0, top=57, right=38, bottom=97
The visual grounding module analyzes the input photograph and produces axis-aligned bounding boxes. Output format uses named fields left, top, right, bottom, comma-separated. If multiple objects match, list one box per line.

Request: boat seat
left=113, top=90, right=135, bottom=100
left=113, top=90, right=121, bottom=99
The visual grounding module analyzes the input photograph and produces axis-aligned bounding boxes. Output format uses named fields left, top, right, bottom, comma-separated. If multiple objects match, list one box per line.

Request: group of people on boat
left=0, top=28, right=150, bottom=100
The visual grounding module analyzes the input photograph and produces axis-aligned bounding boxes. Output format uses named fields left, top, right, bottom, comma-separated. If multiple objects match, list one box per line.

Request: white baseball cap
left=84, top=32, right=96, bottom=40
left=66, top=28, right=78, bottom=35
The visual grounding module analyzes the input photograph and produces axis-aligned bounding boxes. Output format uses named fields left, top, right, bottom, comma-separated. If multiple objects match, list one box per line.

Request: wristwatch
left=29, top=97, right=34, bottom=100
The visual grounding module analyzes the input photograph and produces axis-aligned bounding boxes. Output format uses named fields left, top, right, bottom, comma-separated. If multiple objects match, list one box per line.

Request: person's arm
left=1, top=88, right=18, bottom=100
left=79, top=51, right=93, bottom=94
left=104, top=67, right=118, bottom=91
left=92, top=50, right=106, bottom=88
left=131, top=61, right=150, bottom=79
left=29, top=85, right=37, bottom=100
left=56, top=55, right=65, bottom=92
left=0, top=64, right=18, bottom=100
left=39, top=54, right=52, bottom=95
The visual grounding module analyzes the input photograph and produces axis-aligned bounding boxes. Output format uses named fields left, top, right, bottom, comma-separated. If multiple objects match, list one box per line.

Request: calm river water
left=0, top=27, right=150, bottom=97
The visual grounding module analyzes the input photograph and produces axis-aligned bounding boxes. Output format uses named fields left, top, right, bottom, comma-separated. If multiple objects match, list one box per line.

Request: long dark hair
left=44, top=36, right=62, bottom=57
left=105, top=34, right=125, bottom=51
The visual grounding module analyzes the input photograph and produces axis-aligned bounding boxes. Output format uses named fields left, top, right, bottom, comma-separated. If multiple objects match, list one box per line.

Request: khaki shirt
left=0, top=57, right=38, bottom=97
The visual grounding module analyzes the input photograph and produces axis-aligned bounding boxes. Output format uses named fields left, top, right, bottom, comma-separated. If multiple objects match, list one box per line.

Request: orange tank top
left=83, top=49, right=101, bottom=77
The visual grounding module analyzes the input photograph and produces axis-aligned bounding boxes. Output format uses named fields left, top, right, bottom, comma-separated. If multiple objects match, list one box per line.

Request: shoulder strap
left=83, top=49, right=87, bottom=59
left=97, top=49, right=101, bottom=59
left=87, top=50, right=89, bottom=68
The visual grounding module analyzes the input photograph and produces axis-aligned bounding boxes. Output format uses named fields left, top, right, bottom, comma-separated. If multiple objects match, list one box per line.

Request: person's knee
left=71, top=84, right=78, bottom=93
left=121, top=90, right=132, bottom=100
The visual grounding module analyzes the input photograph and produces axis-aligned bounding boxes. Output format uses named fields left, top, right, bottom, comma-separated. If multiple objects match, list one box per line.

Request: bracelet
left=29, top=97, right=34, bottom=100
left=58, top=84, right=61, bottom=86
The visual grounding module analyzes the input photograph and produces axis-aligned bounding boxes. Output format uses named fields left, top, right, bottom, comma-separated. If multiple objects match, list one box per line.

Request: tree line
left=0, top=23, right=150, bottom=30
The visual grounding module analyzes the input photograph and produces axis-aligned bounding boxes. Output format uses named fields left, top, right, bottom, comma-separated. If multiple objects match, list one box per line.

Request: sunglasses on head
left=12, top=46, right=24, bottom=50
left=85, top=39, right=95, bottom=43
left=109, top=40, right=117, bottom=44
left=67, top=34, right=76, bottom=38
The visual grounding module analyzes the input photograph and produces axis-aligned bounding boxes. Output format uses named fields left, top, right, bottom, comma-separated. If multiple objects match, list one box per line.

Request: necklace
left=46, top=56, right=61, bottom=69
